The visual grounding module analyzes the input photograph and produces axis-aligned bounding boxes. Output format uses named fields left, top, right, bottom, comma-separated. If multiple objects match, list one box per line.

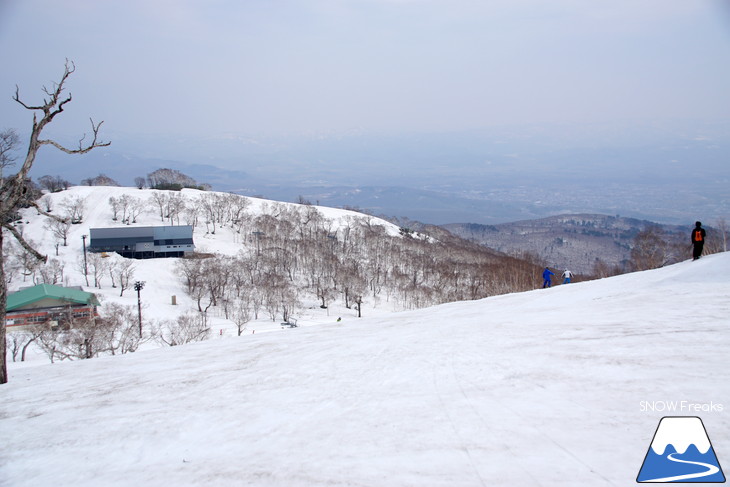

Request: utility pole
left=81, top=234, right=89, bottom=286
left=81, top=234, right=88, bottom=273
left=134, top=281, right=145, bottom=337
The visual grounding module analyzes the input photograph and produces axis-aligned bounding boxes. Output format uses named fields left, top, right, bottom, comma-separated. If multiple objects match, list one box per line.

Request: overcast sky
left=1, top=0, right=730, bottom=139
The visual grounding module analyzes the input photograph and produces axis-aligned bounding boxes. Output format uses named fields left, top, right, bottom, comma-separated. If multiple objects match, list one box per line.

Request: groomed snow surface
left=2, top=247, right=729, bottom=486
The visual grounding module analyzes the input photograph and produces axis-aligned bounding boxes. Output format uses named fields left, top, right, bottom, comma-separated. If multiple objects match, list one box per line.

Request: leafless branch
left=38, top=118, right=110, bottom=154
left=2, top=223, right=47, bottom=263
left=9, top=60, right=110, bottom=195
left=13, top=60, right=75, bottom=115
left=28, top=200, right=67, bottom=223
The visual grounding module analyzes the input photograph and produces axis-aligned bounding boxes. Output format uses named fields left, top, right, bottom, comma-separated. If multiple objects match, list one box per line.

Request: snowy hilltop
left=5, top=184, right=544, bottom=365
left=5, top=185, right=405, bottom=337
left=1, top=239, right=728, bottom=485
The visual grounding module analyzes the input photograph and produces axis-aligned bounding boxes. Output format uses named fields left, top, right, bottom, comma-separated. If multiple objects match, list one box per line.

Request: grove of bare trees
left=146, top=168, right=208, bottom=191
left=629, top=227, right=681, bottom=271
left=34, top=304, right=143, bottom=363
left=81, top=174, right=119, bottom=187
left=170, top=198, right=543, bottom=327
left=37, top=175, right=71, bottom=193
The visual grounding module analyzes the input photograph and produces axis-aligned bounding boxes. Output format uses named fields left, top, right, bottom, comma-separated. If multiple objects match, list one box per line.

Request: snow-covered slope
left=14, top=185, right=404, bottom=258
left=1, top=250, right=728, bottom=486
left=7, top=186, right=406, bottom=337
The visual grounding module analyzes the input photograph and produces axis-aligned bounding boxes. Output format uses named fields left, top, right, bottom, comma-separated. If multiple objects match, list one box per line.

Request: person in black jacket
left=691, top=221, right=706, bottom=260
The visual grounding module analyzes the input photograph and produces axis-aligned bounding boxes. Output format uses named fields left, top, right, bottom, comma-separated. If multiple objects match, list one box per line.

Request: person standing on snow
left=691, top=221, right=706, bottom=260
left=561, top=269, right=573, bottom=284
left=542, top=267, right=555, bottom=288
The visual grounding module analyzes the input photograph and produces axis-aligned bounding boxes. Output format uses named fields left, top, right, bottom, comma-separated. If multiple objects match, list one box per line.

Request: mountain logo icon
left=637, top=416, right=726, bottom=483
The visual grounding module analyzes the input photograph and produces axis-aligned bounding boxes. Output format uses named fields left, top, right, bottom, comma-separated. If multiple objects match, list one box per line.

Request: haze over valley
left=28, top=119, right=730, bottom=226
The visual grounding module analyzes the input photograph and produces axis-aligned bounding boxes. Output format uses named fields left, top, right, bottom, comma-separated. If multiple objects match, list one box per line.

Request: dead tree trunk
left=0, top=60, right=109, bottom=384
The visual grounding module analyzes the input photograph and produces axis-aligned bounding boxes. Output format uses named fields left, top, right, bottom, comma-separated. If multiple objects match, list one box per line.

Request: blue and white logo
left=637, top=416, right=725, bottom=483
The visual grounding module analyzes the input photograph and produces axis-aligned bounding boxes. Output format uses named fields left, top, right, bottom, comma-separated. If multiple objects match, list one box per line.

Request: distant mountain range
left=443, top=214, right=688, bottom=274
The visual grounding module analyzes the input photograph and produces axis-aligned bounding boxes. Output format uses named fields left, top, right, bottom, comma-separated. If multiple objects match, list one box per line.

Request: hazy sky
left=1, top=0, right=730, bottom=139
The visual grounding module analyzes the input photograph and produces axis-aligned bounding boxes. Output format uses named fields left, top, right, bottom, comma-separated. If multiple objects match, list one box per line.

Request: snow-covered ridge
left=16, top=185, right=403, bottom=260
left=6, top=185, right=418, bottom=342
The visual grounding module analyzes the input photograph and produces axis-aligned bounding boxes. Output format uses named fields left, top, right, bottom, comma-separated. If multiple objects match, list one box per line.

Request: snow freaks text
left=639, top=401, right=724, bottom=413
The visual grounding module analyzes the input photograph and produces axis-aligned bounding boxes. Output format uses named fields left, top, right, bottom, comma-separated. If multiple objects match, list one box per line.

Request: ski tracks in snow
left=428, top=326, right=618, bottom=487
left=430, top=354, right=536, bottom=486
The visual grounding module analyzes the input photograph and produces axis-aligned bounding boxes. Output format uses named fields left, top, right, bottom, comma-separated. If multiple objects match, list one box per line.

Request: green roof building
left=6, top=284, right=100, bottom=329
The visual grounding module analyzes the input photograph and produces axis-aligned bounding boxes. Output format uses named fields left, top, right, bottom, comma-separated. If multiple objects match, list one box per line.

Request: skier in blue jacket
left=542, top=267, right=555, bottom=288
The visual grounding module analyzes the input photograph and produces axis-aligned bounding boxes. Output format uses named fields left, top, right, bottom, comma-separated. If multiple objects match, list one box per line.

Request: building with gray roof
left=89, top=226, right=194, bottom=258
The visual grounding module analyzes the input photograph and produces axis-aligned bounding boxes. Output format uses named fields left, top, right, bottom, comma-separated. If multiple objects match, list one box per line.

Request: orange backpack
left=694, top=230, right=704, bottom=242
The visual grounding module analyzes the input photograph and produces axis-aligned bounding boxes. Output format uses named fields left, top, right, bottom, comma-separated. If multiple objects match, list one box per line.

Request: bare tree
left=151, top=191, right=169, bottom=222
left=16, top=237, right=43, bottom=283
left=0, top=60, right=109, bottom=383
left=630, top=227, right=673, bottom=271
left=228, top=194, right=250, bottom=229
left=61, top=195, right=86, bottom=224
left=109, top=259, right=136, bottom=296
left=37, top=327, right=63, bottom=363
left=45, top=217, right=71, bottom=246
left=6, top=328, right=42, bottom=362
left=35, top=309, right=135, bottom=362
left=2, top=239, right=22, bottom=287
left=166, top=192, right=185, bottom=225
left=98, top=303, right=145, bottom=355
left=154, top=312, right=210, bottom=346
left=201, top=193, right=219, bottom=234
left=110, top=194, right=145, bottom=224
left=232, top=300, right=252, bottom=336
left=86, top=252, right=109, bottom=288
left=38, top=258, right=65, bottom=285
left=39, top=194, right=54, bottom=213
left=37, top=174, right=70, bottom=193
left=0, top=128, right=20, bottom=179
left=108, top=195, right=121, bottom=221
left=128, top=196, right=145, bottom=223
left=183, top=198, right=201, bottom=230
